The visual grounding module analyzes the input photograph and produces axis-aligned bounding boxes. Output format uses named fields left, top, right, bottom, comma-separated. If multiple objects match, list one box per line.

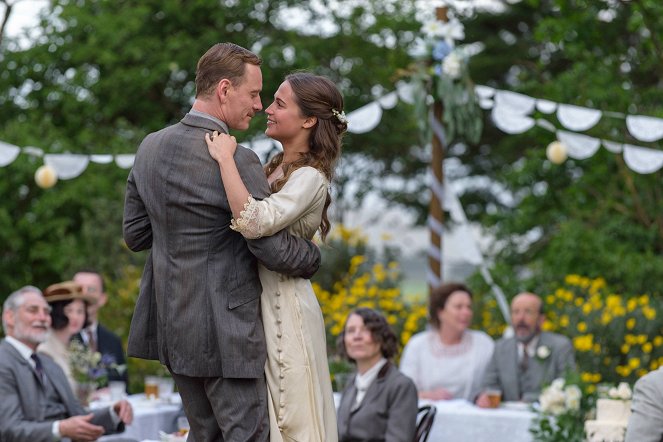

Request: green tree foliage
left=0, top=0, right=425, bottom=306
left=459, top=0, right=663, bottom=296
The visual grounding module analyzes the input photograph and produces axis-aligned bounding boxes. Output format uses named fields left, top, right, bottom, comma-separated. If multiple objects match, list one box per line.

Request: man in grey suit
left=0, top=286, right=133, bottom=442
left=123, top=42, right=321, bottom=441
left=625, top=367, right=663, bottom=442
left=476, top=292, right=576, bottom=405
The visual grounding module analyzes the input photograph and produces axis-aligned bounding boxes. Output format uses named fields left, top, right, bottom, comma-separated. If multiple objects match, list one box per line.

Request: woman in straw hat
left=37, top=281, right=96, bottom=392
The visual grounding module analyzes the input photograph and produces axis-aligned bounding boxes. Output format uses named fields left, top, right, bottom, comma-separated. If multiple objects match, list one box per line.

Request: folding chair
left=413, top=404, right=437, bottom=442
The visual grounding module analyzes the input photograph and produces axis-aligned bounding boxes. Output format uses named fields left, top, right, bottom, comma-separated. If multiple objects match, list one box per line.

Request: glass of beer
left=485, top=388, right=502, bottom=408
left=145, top=376, right=159, bottom=400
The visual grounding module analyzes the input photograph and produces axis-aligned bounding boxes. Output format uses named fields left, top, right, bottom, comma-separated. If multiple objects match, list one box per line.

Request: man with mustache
left=476, top=292, right=576, bottom=405
left=0, top=286, right=133, bottom=441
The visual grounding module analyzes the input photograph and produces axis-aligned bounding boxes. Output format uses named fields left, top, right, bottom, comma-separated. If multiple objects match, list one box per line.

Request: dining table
left=95, top=393, right=182, bottom=442
left=425, top=398, right=536, bottom=442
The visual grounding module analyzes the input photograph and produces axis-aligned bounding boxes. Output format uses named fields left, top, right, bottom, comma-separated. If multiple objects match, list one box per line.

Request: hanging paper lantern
left=35, top=165, right=58, bottom=188
left=546, top=141, right=568, bottom=165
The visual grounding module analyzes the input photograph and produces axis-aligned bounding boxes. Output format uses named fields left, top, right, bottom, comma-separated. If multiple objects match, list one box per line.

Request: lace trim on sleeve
left=230, top=194, right=263, bottom=238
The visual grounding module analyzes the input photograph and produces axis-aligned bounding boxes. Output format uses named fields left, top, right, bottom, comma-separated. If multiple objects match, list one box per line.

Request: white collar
left=355, top=357, right=387, bottom=391
left=5, top=335, right=36, bottom=361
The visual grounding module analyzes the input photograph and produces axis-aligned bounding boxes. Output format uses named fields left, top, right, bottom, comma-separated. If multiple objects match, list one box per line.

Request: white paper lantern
left=546, top=141, right=568, bottom=165
left=35, top=165, right=58, bottom=188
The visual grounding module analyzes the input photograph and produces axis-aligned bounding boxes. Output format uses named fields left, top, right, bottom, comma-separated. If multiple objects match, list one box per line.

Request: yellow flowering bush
left=313, top=226, right=427, bottom=370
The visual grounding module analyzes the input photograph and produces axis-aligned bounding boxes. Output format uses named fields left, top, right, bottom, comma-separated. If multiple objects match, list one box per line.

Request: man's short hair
left=195, top=42, right=262, bottom=98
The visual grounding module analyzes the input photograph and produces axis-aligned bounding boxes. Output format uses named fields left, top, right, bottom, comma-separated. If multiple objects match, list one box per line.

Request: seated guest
left=625, top=366, right=663, bottom=442
left=0, top=285, right=133, bottom=442
left=476, top=292, right=576, bottom=405
left=38, top=280, right=95, bottom=392
left=400, top=283, right=494, bottom=401
left=337, top=308, right=418, bottom=442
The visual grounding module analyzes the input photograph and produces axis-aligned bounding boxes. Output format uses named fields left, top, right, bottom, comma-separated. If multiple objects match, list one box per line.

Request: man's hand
left=59, top=413, right=104, bottom=441
left=419, top=387, right=454, bottom=401
left=475, top=392, right=492, bottom=408
left=113, top=399, right=134, bottom=424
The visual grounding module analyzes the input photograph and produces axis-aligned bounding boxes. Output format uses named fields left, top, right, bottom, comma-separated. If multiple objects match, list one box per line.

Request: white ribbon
left=623, top=144, right=663, bottom=174
left=0, top=141, right=21, bottom=167
left=626, top=115, right=663, bottom=142
left=347, top=101, right=383, bottom=134
left=601, top=140, right=623, bottom=154
left=492, top=106, right=535, bottom=134
left=44, top=154, right=89, bottom=180
left=114, top=154, right=135, bottom=169
left=535, top=99, right=557, bottom=114
left=377, top=92, right=399, bottom=109
left=557, top=104, right=602, bottom=132
left=556, top=130, right=601, bottom=160
left=90, top=154, right=114, bottom=164
left=494, top=90, right=536, bottom=115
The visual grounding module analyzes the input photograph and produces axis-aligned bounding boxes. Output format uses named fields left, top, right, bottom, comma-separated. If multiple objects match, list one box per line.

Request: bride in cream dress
left=205, top=72, right=345, bottom=442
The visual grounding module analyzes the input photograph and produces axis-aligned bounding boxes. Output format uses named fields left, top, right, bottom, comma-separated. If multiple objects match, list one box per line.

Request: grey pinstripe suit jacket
left=123, top=113, right=320, bottom=378
left=0, top=340, right=121, bottom=442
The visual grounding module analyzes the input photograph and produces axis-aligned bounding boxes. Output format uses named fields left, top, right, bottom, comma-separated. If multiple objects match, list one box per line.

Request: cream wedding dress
left=231, top=166, right=337, bottom=442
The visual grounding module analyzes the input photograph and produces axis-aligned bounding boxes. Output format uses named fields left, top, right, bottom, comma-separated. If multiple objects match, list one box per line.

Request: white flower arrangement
left=539, top=378, right=582, bottom=416
left=608, top=382, right=632, bottom=400
left=536, top=345, right=551, bottom=360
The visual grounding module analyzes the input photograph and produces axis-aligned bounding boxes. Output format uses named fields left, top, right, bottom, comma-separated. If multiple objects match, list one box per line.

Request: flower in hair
left=332, top=109, right=348, bottom=124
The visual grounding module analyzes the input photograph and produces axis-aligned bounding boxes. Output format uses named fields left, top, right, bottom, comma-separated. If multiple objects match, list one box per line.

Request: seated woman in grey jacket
left=336, top=308, right=418, bottom=442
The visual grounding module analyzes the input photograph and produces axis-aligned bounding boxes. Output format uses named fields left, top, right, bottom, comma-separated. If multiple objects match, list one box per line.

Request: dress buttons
left=276, top=291, right=281, bottom=296
left=277, top=333, right=282, bottom=338
left=280, top=387, right=285, bottom=392
left=277, top=319, right=282, bottom=324
left=280, top=373, right=285, bottom=379
left=275, top=304, right=281, bottom=309
left=277, top=347, right=282, bottom=352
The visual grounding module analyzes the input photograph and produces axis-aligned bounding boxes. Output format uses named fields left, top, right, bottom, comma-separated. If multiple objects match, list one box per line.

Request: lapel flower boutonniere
left=536, top=345, right=551, bottom=361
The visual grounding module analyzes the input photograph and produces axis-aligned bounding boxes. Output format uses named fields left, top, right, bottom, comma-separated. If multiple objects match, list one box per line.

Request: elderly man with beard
left=0, top=286, right=133, bottom=442
left=476, top=292, right=576, bottom=405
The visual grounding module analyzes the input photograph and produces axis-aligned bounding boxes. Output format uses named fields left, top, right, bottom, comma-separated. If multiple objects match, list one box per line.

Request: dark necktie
left=31, top=353, right=44, bottom=382
left=520, top=345, right=529, bottom=372
left=86, top=329, right=97, bottom=352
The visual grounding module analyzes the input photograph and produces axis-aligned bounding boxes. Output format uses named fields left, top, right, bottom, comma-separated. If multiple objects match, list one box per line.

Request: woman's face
left=344, top=313, right=382, bottom=363
left=63, top=299, right=86, bottom=336
left=437, top=290, right=473, bottom=333
left=264, top=80, right=311, bottom=145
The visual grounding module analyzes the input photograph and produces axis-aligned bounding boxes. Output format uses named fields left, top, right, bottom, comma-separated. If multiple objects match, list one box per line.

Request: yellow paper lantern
left=35, top=165, right=58, bottom=189
left=546, top=141, right=568, bottom=165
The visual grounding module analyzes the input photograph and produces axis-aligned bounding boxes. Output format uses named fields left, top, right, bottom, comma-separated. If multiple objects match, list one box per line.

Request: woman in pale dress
left=205, top=72, right=344, bottom=442
left=38, top=280, right=94, bottom=392
left=400, top=282, right=494, bottom=401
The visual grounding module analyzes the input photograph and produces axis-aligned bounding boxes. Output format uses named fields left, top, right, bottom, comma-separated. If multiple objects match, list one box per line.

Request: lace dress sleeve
left=230, top=195, right=264, bottom=238
left=229, top=167, right=327, bottom=239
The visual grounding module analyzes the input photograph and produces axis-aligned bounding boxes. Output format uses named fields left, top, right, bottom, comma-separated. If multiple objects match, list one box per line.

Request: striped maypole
left=427, top=6, right=448, bottom=291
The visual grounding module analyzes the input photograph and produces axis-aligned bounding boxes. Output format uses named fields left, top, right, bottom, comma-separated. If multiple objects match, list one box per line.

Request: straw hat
left=43, top=280, right=96, bottom=304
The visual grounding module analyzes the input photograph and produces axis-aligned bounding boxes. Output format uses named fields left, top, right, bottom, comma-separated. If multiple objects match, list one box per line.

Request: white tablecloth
left=428, top=399, right=535, bottom=442
left=97, top=394, right=181, bottom=442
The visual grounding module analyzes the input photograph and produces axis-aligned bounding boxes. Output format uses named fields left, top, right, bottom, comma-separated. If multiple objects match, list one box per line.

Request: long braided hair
left=263, top=73, right=347, bottom=242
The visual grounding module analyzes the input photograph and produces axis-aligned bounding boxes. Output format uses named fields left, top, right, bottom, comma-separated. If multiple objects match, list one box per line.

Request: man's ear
left=302, top=116, right=317, bottom=129
left=216, top=79, right=232, bottom=102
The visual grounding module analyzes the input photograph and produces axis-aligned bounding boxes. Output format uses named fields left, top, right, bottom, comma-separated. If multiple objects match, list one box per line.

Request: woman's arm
left=205, top=131, right=249, bottom=219
left=206, top=131, right=328, bottom=239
